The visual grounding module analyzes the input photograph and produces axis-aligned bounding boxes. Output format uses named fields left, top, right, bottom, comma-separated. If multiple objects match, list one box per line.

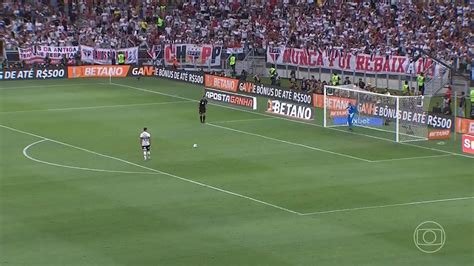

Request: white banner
left=18, top=47, right=41, bottom=63
left=164, top=44, right=222, bottom=67
left=80, top=46, right=138, bottom=64
left=38, top=46, right=79, bottom=60
left=18, top=46, right=79, bottom=63
left=80, top=45, right=94, bottom=63
left=267, top=46, right=443, bottom=77
left=226, top=47, right=244, bottom=54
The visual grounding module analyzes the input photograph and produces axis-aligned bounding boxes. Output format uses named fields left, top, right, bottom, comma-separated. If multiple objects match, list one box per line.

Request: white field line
left=109, top=82, right=474, bottom=160
left=108, top=82, right=194, bottom=102
left=371, top=154, right=453, bottom=163
left=0, top=100, right=191, bottom=114
left=212, top=117, right=277, bottom=124
left=300, top=196, right=474, bottom=216
left=356, top=125, right=428, bottom=141
left=1, top=124, right=301, bottom=215
left=208, top=123, right=373, bottom=163
left=23, top=139, right=158, bottom=175
left=0, top=83, right=88, bottom=90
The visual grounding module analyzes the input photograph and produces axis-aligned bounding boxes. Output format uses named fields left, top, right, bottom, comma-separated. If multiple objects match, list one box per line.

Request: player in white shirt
left=139, top=127, right=151, bottom=160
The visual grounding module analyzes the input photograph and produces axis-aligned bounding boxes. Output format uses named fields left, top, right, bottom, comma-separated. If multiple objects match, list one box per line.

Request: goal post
left=323, top=85, right=428, bottom=143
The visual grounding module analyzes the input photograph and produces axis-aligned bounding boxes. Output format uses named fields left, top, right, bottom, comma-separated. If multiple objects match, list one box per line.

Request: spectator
left=301, top=77, right=307, bottom=91
left=343, top=77, right=351, bottom=85
left=44, top=55, right=51, bottom=67
left=443, top=96, right=452, bottom=115
left=290, top=70, right=297, bottom=87
left=253, top=73, right=261, bottom=84
left=172, top=57, right=179, bottom=70
left=458, top=91, right=466, bottom=118
left=358, top=78, right=366, bottom=90
left=240, top=69, right=247, bottom=81
left=445, top=86, right=452, bottom=101
left=61, top=55, right=67, bottom=66
left=433, top=102, right=442, bottom=114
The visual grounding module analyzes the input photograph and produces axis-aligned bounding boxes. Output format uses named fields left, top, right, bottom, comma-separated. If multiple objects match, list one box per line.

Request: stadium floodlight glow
left=323, top=85, right=428, bottom=143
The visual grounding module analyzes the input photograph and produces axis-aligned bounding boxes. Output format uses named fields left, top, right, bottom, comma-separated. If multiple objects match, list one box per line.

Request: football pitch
left=0, top=77, right=473, bottom=265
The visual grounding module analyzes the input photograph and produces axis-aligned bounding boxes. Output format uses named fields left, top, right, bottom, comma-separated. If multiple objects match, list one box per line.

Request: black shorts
left=142, top=145, right=150, bottom=151
left=199, top=108, right=206, bottom=114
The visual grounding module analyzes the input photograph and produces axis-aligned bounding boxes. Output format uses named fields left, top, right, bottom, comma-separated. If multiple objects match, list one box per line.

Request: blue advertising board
left=333, top=116, right=384, bottom=126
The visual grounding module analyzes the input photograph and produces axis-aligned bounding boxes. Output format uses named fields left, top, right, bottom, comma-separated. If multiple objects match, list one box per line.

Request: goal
left=323, top=85, right=428, bottom=143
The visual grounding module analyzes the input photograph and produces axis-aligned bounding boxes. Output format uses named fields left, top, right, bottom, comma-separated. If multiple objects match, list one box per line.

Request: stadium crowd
left=1, top=0, right=471, bottom=66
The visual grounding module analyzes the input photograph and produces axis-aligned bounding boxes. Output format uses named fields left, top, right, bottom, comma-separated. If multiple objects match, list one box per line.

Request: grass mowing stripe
left=109, top=82, right=474, bottom=159
left=1, top=123, right=302, bottom=215
left=300, top=196, right=474, bottom=216
left=3, top=124, right=471, bottom=218
left=0, top=83, right=91, bottom=90
left=47, top=100, right=191, bottom=111
left=207, top=123, right=373, bottom=163
left=23, top=139, right=158, bottom=175
left=0, top=100, right=191, bottom=114
left=212, top=117, right=277, bottom=123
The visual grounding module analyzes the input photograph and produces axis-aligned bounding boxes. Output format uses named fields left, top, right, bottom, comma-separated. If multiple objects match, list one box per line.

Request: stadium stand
left=1, top=1, right=470, bottom=62
left=0, top=0, right=471, bottom=91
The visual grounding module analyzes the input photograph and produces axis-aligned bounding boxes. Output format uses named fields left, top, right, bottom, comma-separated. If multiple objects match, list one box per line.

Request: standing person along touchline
left=139, top=127, right=151, bottom=160
left=199, top=95, right=208, bottom=123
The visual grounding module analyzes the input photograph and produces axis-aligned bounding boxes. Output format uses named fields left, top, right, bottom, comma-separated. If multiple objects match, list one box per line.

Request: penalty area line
left=300, top=196, right=474, bottom=216
left=1, top=123, right=301, bottom=216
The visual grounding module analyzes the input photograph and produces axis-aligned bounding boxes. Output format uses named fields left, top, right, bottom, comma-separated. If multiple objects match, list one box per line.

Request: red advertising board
left=427, top=129, right=451, bottom=140
left=68, top=65, right=130, bottom=78
left=313, top=94, right=357, bottom=110
left=204, top=74, right=239, bottom=92
left=456, top=118, right=474, bottom=134
left=462, top=134, right=474, bottom=154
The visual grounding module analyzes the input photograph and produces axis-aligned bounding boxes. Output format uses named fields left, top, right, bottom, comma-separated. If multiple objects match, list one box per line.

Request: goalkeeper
left=346, top=102, right=358, bottom=131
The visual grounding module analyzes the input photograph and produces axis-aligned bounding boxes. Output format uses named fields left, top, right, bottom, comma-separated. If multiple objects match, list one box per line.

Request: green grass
left=0, top=77, right=473, bottom=265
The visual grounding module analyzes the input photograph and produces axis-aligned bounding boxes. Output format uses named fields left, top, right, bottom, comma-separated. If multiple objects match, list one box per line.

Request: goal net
left=323, top=85, right=428, bottom=143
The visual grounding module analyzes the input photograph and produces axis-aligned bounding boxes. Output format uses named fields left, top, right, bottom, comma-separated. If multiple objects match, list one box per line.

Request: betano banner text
left=68, top=65, right=130, bottom=78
